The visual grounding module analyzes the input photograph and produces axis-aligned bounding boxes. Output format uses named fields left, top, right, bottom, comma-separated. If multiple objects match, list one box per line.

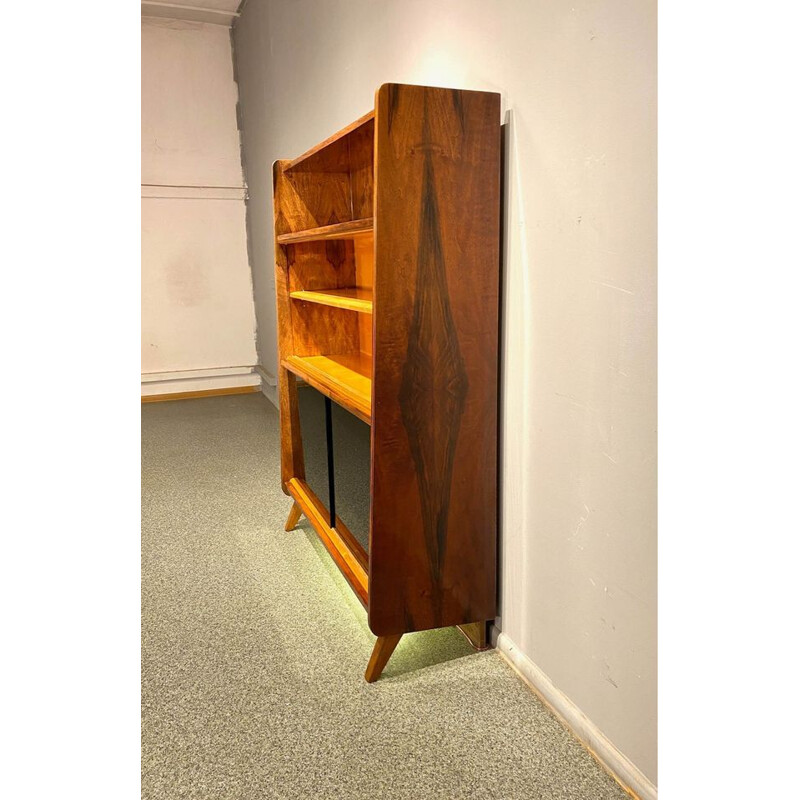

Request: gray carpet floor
left=142, top=393, right=628, bottom=799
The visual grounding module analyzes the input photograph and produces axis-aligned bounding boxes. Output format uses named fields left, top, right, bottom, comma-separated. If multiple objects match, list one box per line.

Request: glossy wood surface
left=364, top=634, right=402, bottom=683
left=354, top=236, right=374, bottom=358
left=284, top=501, right=303, bottom=531
left=272, top=160, right=306, bottom=492
left=277, top=218, right=373, bottom=245
left=273, top=85, right=500, bottom=672
left=290, top=287, right=373, bottom=314
left=282, top=353, right=372, bottom=424
left=286, top=110, right=374, bottom=172
left=369, top=84, right=501, bottom=636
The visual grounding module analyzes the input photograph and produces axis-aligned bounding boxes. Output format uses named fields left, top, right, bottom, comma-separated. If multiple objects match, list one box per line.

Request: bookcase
left=272, top=83, right=500, bottom=681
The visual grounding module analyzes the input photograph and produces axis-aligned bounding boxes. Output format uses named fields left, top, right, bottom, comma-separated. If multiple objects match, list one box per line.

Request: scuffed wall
left=142, top=17, right=257, bottom=376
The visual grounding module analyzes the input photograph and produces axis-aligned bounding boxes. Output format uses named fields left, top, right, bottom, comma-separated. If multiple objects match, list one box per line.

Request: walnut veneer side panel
left=369, top=84, right=501, bottom=636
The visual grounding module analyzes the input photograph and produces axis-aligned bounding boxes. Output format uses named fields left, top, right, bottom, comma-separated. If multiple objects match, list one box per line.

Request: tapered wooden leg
left=364, top=634, right=403, bottom=682
left=284, top=501, right=302, bottom=531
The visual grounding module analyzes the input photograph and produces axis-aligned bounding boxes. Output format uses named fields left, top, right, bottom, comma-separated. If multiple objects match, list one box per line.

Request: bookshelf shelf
left=290, top=287, right=373, bottom=314
left=282, top=353, right=372, bottom=424
left=276, top=218, right=373, bottom=245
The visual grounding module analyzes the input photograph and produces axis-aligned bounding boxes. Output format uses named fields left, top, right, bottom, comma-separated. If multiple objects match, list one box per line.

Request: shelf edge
left=285, top=110, right=375, bottom=171
left=277, top=218, right=373, bottom=245
left=290, top=289, right=373, bottom=314
left=282, top=356, right=372, bottom=425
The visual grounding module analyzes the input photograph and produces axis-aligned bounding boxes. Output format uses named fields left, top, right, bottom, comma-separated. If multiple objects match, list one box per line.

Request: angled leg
left=284, top=501, right=302, bottom=531
left=364, top=634, right=403, bottom=683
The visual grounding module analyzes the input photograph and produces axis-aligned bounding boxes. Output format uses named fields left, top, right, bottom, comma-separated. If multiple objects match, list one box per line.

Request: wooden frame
left=273, top=83, right=500, bottom=681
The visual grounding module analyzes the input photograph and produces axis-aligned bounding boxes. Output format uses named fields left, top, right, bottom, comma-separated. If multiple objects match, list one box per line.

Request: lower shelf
left=282, top=353, right=372, bottom=424
left=286, top=477, right=369, bottom=606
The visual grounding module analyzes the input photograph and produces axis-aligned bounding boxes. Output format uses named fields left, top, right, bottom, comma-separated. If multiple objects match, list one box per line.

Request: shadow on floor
left=296, top=521, right=478, bottom=681
left=380, top=626, right=478, bottom=681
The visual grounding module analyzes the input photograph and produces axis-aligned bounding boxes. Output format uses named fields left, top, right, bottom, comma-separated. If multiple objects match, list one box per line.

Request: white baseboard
left=141, top=366, right=259, bottom=397
left=496, top=632, right=656, bottom=800
left=255, top=366, right=279, bottom=409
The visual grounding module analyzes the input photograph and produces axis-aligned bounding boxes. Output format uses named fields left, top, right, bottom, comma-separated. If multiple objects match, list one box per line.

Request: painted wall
left=233, top=0, right=656, bottom=784
left=142, top=16, right=257, bottom=390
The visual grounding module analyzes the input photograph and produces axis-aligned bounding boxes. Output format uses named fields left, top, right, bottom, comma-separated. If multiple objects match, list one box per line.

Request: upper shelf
left=285, top=110, right=374, bottom=172
left=276, top=218, right=373, bottom=245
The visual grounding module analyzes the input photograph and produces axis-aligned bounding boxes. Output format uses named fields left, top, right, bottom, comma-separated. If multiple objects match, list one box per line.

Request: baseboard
left=255, top=365, right=279, bottom=409
left=495, top=632, right=657, bottom=800
left=142, top=386, right=259, bottom=403
left=141, top=366, right=259, bottom=399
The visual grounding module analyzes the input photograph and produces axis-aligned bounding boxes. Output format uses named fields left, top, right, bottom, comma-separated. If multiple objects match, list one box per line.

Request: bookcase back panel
left=274, top=166, right=352, bottom=234
left=277, top=116, right=375, bottom=231
left=369, top=84, right=501, bottom=636
left=287, top=240, right=356, bottom=292
left=289, top=301, right=361, bottom=357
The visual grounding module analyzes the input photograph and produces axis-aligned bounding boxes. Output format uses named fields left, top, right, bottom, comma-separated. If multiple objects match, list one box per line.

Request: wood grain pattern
left=369, top=84, right=501, bottom=636
left=282, top=353, right=372, bottom=424
left=364, top=634, right=402, bottom=682
left=286, top=110, right=374, bottom=172
left=274, top=160, right=351, bottom=236
left=289, top=300, right=360, bottom=358
left=286, top=239, right=355, bottom=293
left=272, top=161, right=307, bottom=492
left=274, top=85, right=500, bottom=672
left=277, top=218, right=373, bottom=244
left=348, top=117, right=375, bottom=221
left=355, top=235, right=375, bottom=359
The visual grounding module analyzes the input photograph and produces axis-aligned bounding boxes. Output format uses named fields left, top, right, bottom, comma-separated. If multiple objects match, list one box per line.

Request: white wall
left=233, top=0, right=656, bottom=787
left=142, top=16, right=257, bottom=394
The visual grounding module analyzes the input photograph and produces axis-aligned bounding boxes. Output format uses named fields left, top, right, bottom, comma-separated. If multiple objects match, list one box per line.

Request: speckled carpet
left=141, top=393, right=628, bottom=799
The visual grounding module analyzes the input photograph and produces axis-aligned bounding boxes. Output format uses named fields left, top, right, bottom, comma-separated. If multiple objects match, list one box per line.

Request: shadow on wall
left=496, top=108, right=535, bottom=639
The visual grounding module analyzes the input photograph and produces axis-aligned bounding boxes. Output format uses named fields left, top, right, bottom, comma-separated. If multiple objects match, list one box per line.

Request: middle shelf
left=276, top=218, right=373, bottom=245
left=282, top=352, right=372, bottom=424
left=290, top=287, right=373, bottom=314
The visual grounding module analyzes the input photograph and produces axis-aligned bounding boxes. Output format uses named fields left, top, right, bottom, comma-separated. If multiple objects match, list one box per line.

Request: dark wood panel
left=369, top=84, right=501, bottom=636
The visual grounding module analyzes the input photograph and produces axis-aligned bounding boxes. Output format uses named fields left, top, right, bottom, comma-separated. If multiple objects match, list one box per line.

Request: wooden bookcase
left=272, top=83, right=501, bottom=681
